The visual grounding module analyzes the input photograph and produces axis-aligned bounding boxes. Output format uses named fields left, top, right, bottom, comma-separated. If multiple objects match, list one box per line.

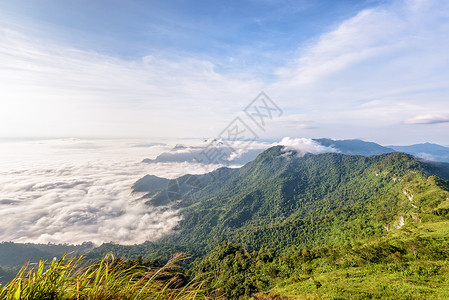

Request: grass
left=270, top=260, right=449, bottom=299
left=264, top=220, right=449, bottom=300
left=0, top=253, right=204, bottom=300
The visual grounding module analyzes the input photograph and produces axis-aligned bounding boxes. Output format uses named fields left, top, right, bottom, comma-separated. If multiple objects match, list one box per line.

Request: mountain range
left=129, top=144, right=449, bottom=256
left=389, top=142, right=449, bottom=162
left=314, top=139, right=449, bottom=162
left=141, top=138, right=449, bottom=166
left=84, top=140, right=449, bottom=298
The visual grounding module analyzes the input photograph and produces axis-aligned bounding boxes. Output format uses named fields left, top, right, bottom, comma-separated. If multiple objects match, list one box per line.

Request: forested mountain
left=125, top=147, right=449, bottom=257
left=86, top=146, right=449, bottom=298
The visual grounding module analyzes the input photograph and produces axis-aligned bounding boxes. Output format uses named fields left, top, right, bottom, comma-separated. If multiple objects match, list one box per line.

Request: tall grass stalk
left=0, top=253, right=203, bottom=300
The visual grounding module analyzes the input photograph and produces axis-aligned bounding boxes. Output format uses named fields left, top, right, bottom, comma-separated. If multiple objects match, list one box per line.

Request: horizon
left=0, top=136, right=448, bottom=147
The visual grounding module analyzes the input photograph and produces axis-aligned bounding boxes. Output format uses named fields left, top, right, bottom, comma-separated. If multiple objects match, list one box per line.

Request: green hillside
left=148, top=148, right=449, bottom=254
left=79, top=148, right=449, bottom=298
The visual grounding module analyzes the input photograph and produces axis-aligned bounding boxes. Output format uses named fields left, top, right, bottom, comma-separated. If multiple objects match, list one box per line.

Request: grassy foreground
left=259, top=221, right=449, bottom=299
left=0, top=253, right=203, bottom=300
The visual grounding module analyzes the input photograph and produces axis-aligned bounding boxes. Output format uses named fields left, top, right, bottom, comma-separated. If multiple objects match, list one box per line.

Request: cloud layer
left=0, top=139, right=222, bottom=245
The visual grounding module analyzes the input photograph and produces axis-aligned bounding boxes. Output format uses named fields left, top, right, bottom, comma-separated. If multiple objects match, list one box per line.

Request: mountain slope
left=133, top=147, right=449, bottom=254
left=85, top=147, right=449, bottom=298
left=132, top=174, right=169, bottom=193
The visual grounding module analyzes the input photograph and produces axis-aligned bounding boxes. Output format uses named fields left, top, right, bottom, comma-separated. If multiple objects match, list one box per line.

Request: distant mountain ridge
left=313, top=138, right=395, bottom=156
left=141, top=139, right=266, bottom=165
left=389, top=142, right=449, bottom=163
left=140, top=138, right=449, bottom=166
left=312, top=138, right=449, bottom=163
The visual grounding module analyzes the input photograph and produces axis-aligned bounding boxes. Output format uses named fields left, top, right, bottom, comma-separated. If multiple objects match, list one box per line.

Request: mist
left=0, top=139, right=220, bottom=245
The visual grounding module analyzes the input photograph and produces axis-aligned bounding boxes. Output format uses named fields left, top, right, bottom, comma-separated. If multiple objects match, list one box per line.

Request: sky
left=1, top=0, right=449, bottom=145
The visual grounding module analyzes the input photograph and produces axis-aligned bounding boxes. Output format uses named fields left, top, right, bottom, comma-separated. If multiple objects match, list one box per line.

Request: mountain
left=86, top=146, right=449, bottom=298
left=3, top=141, right=449, bottom=298
left=140, top=138, right=449, bottom=167
left=132, top=174, right=169, bottom=193
left=131, top=146, right=449, bottom=255
left=389, top=142, right=449, bottom=163
left=313, top=138, right=449, bottom=163
left=313, top=138, right=395, bottom=156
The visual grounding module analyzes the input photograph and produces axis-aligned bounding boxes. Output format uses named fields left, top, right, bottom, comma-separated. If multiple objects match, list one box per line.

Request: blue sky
left=0, top=0, right=377, bottom=72
left=0, top=0, right=448, bottom=144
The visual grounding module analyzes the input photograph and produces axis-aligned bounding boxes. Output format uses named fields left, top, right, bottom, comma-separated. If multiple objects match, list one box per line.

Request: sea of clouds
left=0, top=139, right=217, bottom=245
left=0, top=137, right=336, bottom=245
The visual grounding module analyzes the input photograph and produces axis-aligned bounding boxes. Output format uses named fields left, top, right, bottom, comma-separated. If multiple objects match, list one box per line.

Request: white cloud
left=415, top=152, right=436, bottom=161
left=405, top=114, right=449, bottom=125
left=275, top=8, right=403, bottom=86
left=276, top=137, right=337, bottom=157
